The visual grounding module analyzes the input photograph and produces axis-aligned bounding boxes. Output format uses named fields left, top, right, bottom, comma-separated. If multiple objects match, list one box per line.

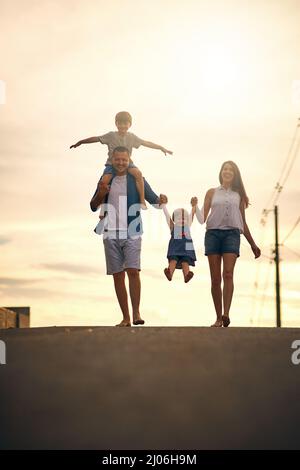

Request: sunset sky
left=1, top=0, right=300, bottom=327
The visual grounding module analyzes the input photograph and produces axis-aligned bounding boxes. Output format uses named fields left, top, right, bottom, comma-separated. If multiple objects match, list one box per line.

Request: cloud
left=0, top=236, right=11, bottom=245
left=0, top=277, right=39, bottom=286
left=38, top=263, right=101, bottom=275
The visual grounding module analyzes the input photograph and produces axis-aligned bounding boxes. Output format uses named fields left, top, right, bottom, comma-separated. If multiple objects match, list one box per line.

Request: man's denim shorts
left=103, top=163, right=137, bottom=176
left=204, top=229, right=240, bottom=257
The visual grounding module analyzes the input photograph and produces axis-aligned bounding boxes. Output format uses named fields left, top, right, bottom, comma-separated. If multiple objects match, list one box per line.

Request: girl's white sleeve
left=161, top=204, right=172, bottom=227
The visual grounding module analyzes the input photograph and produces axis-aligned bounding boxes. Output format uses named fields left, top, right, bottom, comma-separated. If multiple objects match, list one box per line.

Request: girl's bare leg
left=128, top=167, right=147, bottom=209
left=208, top=254, right=223, bottom=326
left=164, top=259, right=177, bottom=280
left=181, top=261, right=190, bottom=277
left=182, top=261, right=194, bottom=283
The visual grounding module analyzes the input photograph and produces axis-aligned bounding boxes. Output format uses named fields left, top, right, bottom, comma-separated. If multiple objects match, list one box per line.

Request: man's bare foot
left=133, top=314, right=145, bottom=325
left=133, top=319, right=145, bottom=325
left=115, top=320, right=131, bottom=327
left=210, top=320, right=223, bottom=327
left=164, top=267, right=172, bottom=281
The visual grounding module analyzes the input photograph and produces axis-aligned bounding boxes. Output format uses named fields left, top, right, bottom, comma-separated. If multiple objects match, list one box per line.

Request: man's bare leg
left=113, top=271, right=131, bottom=326
left=126, top=268, right=144, bottom=325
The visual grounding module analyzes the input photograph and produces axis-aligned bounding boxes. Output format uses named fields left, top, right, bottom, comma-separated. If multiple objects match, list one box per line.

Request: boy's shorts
left=205, top=229, right=240, bottom=257
left=103, top=235, right=142, bottom=275
left=103, top=163, right=137, bottom=176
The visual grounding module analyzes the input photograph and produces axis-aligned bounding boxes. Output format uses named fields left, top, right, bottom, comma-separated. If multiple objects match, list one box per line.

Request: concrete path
left=0, top=326, right=299, bottom=449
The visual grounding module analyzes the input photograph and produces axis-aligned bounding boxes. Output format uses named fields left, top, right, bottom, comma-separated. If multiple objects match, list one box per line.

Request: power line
left=280, top=216, right=300, bottom=245
left=258, top=255, right=273, bottom=325
left=282, top=244, right=300, bottom=259
left=261, top=118, right=300, bottom=224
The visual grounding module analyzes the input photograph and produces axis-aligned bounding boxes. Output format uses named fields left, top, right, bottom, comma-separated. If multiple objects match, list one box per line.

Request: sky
left=1, top=0, right=300, bottom=327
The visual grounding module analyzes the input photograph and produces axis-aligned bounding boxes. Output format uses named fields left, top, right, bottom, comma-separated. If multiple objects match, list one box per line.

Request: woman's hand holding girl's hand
left=190, top=197, right=198, bottom=207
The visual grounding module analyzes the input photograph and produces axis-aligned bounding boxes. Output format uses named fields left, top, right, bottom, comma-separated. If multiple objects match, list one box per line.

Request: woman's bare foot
left=115, top=320, right=131, bottom=327
left=210, top=319, right=223, bottom=327
left=222, top=315, right=231, bottom=327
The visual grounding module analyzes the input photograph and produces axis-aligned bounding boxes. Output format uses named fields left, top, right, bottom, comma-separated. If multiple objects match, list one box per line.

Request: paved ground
left=0, top=326, right=300, bottom=449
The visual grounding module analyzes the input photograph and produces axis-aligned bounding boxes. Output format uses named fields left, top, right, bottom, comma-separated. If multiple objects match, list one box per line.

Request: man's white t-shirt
left=106, top=175, right=127, bottom=235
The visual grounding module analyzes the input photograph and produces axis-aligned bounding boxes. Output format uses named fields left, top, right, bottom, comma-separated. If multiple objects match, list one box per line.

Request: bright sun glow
left=170, top=29, right=254, bottom=115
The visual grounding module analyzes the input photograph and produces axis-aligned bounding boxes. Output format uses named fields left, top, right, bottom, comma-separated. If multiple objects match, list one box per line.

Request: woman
left=193, top=161, right=261, bottom=327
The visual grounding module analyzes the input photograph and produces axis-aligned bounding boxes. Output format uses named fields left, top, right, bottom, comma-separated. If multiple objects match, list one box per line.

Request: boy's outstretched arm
left=140, top=139, right=173, bottom=156
left=70, top=136, right=99, bottom=149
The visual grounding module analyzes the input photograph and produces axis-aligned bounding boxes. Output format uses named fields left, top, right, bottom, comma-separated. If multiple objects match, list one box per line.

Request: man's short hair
left=112, top=146, right=130, bottom=156
left=115, top=111, right=132, bottom=124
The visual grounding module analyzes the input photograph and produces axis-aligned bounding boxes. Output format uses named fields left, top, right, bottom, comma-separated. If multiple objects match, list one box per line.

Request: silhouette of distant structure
left=0, top=307, right=30, bottom=328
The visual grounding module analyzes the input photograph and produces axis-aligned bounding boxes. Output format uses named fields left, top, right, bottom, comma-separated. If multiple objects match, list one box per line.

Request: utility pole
left=274, top=205, right=281, bottom=327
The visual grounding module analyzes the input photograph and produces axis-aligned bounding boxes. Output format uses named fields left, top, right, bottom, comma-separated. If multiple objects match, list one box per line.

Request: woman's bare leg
left=208, top=254, right=222, bottom=326
left=222, top=253, right=237, bottom=324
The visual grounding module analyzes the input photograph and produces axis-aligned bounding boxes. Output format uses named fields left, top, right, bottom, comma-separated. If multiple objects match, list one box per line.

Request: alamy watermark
left=0, top=80, right=6, bottom=105
left=0, top=340, right=6, bottom=365
left=291, top=340, right=300, bottom=365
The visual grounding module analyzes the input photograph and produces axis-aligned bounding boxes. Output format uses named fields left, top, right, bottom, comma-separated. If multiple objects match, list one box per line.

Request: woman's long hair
left=219, top=161, right=249, bottom=208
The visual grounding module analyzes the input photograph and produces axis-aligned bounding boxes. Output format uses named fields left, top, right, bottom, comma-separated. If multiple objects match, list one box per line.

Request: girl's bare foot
left=184, top=271, right=194, bottom=283
left=164, top=268, right=172, bottom=281
left=115, top=320, right=131, bottom=327
left=210, top=319, right=223, bottom=327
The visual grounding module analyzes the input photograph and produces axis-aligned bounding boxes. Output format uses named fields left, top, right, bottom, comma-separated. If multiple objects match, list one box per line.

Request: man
left=90, top=146, right=168, bottom=327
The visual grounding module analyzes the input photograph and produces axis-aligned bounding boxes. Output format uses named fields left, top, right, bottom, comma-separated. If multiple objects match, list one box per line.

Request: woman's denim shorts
left=205, top=229, right=240, bottom=257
